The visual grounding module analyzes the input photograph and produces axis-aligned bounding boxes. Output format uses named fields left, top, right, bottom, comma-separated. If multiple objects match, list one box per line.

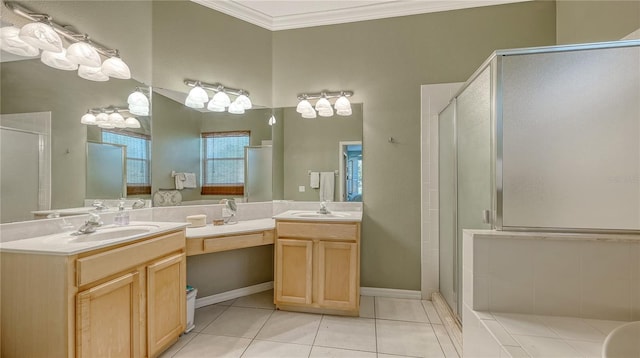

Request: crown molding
left=192, top=0, right=531, bottom=31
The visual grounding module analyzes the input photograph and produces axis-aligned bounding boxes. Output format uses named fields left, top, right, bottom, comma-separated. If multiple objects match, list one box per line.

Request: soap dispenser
left=114, top=200, right=130, bottom=226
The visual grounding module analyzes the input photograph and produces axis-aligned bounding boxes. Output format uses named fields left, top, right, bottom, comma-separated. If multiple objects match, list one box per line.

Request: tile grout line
left=308, top=314, right=325, bottom=357
left=373, top=296, right=379, bottom=354
left=238, top=307, right=276, bottom=358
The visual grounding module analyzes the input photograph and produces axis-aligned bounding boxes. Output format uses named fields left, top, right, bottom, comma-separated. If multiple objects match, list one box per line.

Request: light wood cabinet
left=274, top=221, right=360, bottom=316
left=1, top=229, right=186, bottom=358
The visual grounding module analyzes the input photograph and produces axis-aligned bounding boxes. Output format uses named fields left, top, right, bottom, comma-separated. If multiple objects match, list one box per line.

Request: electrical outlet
left=298, top=186, right=305, bottom=192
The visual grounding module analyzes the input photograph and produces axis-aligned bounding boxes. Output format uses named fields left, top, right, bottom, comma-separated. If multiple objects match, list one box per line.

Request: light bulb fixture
left=268, top=115, right=276, bottom=126
left=78, top=65, right=108, bottom=82
left=295, top=90, right=354, bottom=118
left=80, top=111, right=96, bottom=124
left=40, top=49, right=78, bottom=70
left=108, top=111, right=125, bottom=128
left=18, top=21, right=62, bottom=52
left=5, top=2, right=130, bottom=81
left=81, top=106, right=142, bottom=129
left=128, top=88, right=150, bottom=115
left=101, top=52, right=131, bottom=79
left=185, top=95, right=205, bottom=109
left=125, top=117, right=141, bottom=128
left=186, top=82, right=209, bottom=107
left=0, top=26, right=39, bottom=57
left=95, top=112, right=109, bottom=122
left=184, top=79, right=251, bottom=115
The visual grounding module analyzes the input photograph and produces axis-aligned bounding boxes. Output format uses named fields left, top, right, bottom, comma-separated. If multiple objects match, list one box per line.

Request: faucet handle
left=87, top=212, right=102, bottom=225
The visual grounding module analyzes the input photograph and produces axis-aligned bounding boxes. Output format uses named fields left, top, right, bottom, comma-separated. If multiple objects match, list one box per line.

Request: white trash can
left=185, top=287, right=197, bottom=333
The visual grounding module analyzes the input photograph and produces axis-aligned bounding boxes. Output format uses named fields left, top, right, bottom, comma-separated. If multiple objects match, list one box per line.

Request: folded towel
left=175, top=173, right=186, bottom=190
left=183, top=173, right=197, bottom=188
left=309, top=172, right=320, bottom=189
left=319, top=172, right=335, bottom=202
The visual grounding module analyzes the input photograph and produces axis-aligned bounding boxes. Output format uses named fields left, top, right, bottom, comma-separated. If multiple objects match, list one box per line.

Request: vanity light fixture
left=81, top=106, right=140, bottom=129
left=3, top=1, right=131, bottom=81
left=296, top=90, right=353, bottom=118
left=128, top=87, right=150, bottom=116
left=184, top=79, right=252, bottom=114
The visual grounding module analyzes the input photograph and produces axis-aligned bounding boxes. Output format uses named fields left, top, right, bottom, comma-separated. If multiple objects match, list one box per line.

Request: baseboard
left=360, top=287, right=422, bottom=299
left=195, top=281, right=274, bottom=309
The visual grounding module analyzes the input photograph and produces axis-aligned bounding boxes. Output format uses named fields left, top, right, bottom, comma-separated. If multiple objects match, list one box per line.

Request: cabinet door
left=317, top=241, right=358, bottom=310
left=275, top=239, right=313, bottom=305
left=77, top=272, right=140, bottom=358
left=147, top=253, right=186, bottom=358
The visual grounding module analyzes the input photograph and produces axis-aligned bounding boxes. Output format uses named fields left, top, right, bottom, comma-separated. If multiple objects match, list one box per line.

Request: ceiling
left=192, top=0, right=531, bottom=31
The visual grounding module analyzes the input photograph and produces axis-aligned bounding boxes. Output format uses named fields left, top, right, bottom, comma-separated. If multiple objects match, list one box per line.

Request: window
left=201, top=131, right=250, bottom=195
left=101, top=130, right=151, bottom=195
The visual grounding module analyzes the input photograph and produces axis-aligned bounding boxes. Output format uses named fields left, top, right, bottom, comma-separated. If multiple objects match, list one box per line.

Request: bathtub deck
left=472, top=310, right=628, bottom=357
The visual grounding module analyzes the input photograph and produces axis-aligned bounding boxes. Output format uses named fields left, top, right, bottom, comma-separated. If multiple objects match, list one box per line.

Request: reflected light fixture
left=128, top=88, right=150, bottom=116
left=296, top=90, right=353, bottom=118
left=0, top=26, right=39, bottom=57
left=125, top=117, right=141, bottom=128
left=4, top=2, right=132, bottom=82
left=184, top=79, right=252, bottom=115
left=81, top=106, right=141, bottom=129
left=80, top=111, right=96, bottom=124
left=268, top=115, right=276, bottom=126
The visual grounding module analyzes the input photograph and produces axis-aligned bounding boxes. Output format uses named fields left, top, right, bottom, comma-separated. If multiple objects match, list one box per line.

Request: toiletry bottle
left=115, top=200, right=130, bottom=226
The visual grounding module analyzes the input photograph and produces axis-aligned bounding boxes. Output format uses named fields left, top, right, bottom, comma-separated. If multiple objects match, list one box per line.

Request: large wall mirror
left=0, top=1, right=363, bottom=224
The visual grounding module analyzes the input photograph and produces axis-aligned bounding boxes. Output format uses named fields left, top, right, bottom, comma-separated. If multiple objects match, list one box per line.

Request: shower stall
left=438, top=40, right=640, bottom=320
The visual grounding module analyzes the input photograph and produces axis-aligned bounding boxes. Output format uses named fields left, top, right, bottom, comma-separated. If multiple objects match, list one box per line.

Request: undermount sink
left=290, top=212, right=349, bottom=218
left=69, top=225, right=160, bottom=243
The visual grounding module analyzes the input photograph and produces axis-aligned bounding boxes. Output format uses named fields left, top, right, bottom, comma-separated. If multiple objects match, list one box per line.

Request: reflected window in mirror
left=201, top=131, right=250, bottom=196
left=102, top=130, right=151, bottom=195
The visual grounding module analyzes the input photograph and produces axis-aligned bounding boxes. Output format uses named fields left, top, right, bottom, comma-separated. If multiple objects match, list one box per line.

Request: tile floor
left=160, top=290, right=460, bottom=358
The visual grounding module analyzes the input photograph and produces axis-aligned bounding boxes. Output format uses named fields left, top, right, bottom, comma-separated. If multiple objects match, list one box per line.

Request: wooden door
left=76, top=272, right=140, bottom=358
left=275, top=239, right=313, bottom=305
left=147, top=253, right=186, bottom=358
left=317, top=241, right=358, bottom=310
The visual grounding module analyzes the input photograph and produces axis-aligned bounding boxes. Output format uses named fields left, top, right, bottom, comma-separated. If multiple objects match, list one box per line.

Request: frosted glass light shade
left=127, top=91, right=149, bottom=106
left=101, top=56, right=131, bottom=79
left=96, top=112, right=109, bottom=122
left=228, top=100, right=245, bottom=114
left=125, top=117, right=141, bottom=128
left=318, top=106, right=334, bottom=117
left=334, top=96, right=351, bottom=111
left=19, top=22, right=63, bottom=52
left=188, top=85, right=208, bottom=103
left=235, top=94, right=252, bottom=109
left=98, top=122, right=115, bottom=128
left=301, top=110, right=317, bottom=119
left=296, top=100, right=313, bottom=114
left=80, top=112, right=96, bottom=124
left=315, top=98, right=331, bottom=111
left=185, top=95, right=205, bottom=109
left=211, top=91, right=231, bottom=108
left=41, top=49, right=78, bottom=70
left=66, top=42, right=101, bottom=67
left=78, top=65, right=109, bottom=81
left=336, top=108, right=352, bottom=116
left=0, top=26, right=39, bottom=57
left=129, top=104, right=149, bottom=116
left=108, top=111, right=125, bottom=123
left=207, top=99, right=225, bottom=112
left=268, top=115, right=276, bottom=126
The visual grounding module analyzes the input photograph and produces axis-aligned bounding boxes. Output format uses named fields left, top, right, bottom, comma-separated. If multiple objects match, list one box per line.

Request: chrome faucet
left=92, top=200, right=107, bottom=211
left=74, top=212, right=103, bottom=235
left=318, top=201, right=331, bottom=215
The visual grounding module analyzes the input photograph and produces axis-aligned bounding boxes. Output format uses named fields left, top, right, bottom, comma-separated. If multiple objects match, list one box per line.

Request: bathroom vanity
left=273, top=210, right=362, bottom=316
left=0, top=222, right=187, bottom=358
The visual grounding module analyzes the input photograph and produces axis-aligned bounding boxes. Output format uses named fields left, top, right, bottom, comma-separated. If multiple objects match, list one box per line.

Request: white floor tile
left=193, top=305, right=229, bottom=332
left=360, top=296, right=375, bottom=318
left=583, top=318, right=627, bottom=336
left=512, top=335, right=581, bottom=358
left=432, top=324, right=460, bottom=358
left=315, top=316, right=376, bottom=352
left=158, top=332, right=196, bottom=358
left=310, top=346, right=377, bottom=358
left=202, top=307, right=273, bottom=339
left=377, top=353, right=425, bottom=358
left=173, top=334, right=251, bottom=358
left=375, top=297, right=429, bottom=323
left=376, top=320, right=444, bottom=357
left=255, top=310, right=322, bottom=345
left=501, top=345, right=529, bottom=358
left=565, top=340, right=602, bottom=358
left=233, top=290, right=275, bottom=310
left=241, top=339, right=311, bottom=358
left=216, top=299, right=238, bottom=306
left=422, top=300, right=443, bottom=324
left=492, top=313, right=557, bottom=338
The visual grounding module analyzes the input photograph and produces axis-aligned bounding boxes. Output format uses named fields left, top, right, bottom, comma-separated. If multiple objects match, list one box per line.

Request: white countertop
left=0, top=221, right=188, bottom=256
left=186, top=218, right=275, bottom=239
left=273, top=210, right=362, bottom=222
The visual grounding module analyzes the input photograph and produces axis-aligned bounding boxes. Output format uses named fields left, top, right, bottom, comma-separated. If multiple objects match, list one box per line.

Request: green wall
left=272, top=1, right=557, bottom=290
left=556, top=0, right=640, bottom=44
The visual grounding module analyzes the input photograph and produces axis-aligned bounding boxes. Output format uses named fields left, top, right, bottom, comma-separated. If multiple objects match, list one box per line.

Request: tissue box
left=186, top=214, right=206, bottom=228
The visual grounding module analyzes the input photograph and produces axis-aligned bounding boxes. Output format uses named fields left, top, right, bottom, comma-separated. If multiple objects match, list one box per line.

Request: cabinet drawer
left=203, top=231, right=274, bottom=253
left=277, top=222, right=358, bottom=241
left=77, top=231, right=185, bottom=286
